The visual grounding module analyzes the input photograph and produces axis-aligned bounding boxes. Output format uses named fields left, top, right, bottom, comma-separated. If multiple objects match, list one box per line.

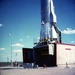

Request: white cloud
left=37, top=37, right=40, bottom=40
left=26, top=36, right=30, bottom=38
left=71, top=41, right=75, bottom=43
left=13, top=50, right=22, bottom=53
left=8, top=34, right=12, bottom=37
left=12, top=43, right=24, bottom=47
left=61, top=28, right=75, bottom=34
left=19, top=39, right=23, bottom=41
left=0, top=24, right=3, bottom=27
left=0, top=48, right=5, bottom=50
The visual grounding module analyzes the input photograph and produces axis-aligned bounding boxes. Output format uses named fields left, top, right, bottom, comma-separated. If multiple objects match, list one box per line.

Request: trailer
left=22, top=48, right=33, bottom=63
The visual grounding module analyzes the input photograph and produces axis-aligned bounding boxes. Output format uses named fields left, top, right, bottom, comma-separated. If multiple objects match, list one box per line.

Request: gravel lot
left=0, top=67, right=75, bottom=75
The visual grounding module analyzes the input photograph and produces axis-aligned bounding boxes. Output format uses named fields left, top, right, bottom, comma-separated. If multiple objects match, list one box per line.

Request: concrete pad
left=0, top=67, right=75, bottom=75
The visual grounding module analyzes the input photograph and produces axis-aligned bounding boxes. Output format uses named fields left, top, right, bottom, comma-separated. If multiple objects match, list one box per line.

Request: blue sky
left=0, top=0, right=75, bottom=62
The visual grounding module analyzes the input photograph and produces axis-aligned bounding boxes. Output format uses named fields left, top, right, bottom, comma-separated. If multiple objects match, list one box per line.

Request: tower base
left=33, top=43, right=57, bottom=67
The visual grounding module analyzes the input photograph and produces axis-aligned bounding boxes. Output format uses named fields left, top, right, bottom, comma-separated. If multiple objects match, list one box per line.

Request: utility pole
left=16, top=53, right=17, bottom=62
left=9, top=34, right=13, bottom=66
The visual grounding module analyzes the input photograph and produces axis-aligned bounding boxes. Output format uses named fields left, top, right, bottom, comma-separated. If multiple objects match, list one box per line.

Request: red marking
left=65, top=48, right=71, bottom=50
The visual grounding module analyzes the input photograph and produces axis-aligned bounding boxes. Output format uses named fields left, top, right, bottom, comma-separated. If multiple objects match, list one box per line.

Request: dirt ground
left=0, top=67, right=75, bottom=75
